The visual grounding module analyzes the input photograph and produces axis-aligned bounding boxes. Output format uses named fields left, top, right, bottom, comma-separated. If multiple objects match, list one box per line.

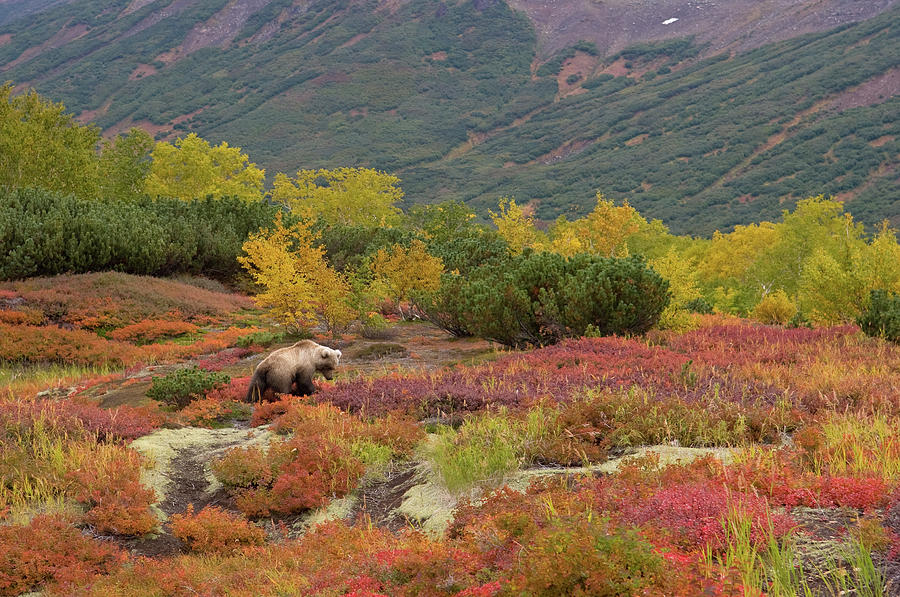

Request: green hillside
left=420, top=11, right=900, bottom=234
left=1, top=0, right=897, bottom=234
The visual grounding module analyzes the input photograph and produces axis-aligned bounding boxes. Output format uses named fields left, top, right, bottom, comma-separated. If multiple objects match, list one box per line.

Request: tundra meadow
left=2, top=86, right=900, bottom=596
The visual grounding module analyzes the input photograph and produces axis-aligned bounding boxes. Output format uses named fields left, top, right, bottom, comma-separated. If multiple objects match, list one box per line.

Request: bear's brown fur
left=246, top=340, right=341, bottom=401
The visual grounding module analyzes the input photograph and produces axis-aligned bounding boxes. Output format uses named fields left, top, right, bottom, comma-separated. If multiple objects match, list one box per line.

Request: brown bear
left=246, top=340, right=342, bottom=401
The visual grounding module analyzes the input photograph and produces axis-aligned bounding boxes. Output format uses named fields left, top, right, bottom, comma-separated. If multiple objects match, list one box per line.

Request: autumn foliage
left=0, top=515, right=125, bottom=596
left=171, top=505, right=266, bottom=554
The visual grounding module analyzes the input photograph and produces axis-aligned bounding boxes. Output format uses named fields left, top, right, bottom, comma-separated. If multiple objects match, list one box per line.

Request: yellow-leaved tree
left=649, top=249, right=702, bottom=331
left=0, top=84, right=100, bottom=198
left=695, top=221, right=780, bottom=313
left=272, top=167, right=403, bottom=228
left=146, top=133, right=265, bottom=202
left=489, top=197, right=540, bottom=255
left=543, top=194, right=642, bottom=257
left=238, top=214, right=354, bottom=333
left=799, top=221, right=900, bottom=325
left=370, top=240, right=444, bottom=318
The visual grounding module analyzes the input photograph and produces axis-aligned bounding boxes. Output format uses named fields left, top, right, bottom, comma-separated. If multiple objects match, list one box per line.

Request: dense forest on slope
left=0, top=0, right=897, bottom=234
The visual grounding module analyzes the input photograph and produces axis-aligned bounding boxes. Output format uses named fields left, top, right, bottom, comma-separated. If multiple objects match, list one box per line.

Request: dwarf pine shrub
left=857, top=289, right=900, bottom=343
left=147, top=366, right=230, bottom=409
left=416, top=251, right=669, bottom=347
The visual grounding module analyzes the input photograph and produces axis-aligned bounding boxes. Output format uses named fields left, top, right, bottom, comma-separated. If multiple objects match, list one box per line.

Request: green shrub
left=147, top=366, right=230, bottom=409
left=412, top=274, right=473, bottom=338
left=418, top=252, right=669, bottom=347
left=235, top=330, right=286, bottom=348
left=857, top=289, right=900, bottom=343
left=0, top=187, right=290, bottom=281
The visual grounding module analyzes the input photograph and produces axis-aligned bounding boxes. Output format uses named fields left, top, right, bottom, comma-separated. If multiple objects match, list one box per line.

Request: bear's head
left=316, top=346, right=342, bottom=380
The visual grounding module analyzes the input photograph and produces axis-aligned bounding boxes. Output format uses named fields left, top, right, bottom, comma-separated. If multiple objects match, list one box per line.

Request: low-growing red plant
left=620, top=482, right=795, bottom=551
left=202, top=375, right=251, bottom=402
left=0, top=398, right=162, bottom=444
left=0, top=514, right=126, bottom=596
left=171, top=504, right=266, bottom=553
left=722, top=449, right=890, bottom=510
left=65, top=401, right=164, bottom=441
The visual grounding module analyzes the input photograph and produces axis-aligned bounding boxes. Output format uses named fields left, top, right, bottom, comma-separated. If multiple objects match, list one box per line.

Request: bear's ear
left=334, top=349, right=342, bottom=361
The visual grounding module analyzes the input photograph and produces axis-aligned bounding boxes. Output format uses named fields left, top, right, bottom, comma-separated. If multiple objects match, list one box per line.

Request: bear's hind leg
left=292, top=373, right=316, bottom=396
left=267, top=371, right=294, bottom=396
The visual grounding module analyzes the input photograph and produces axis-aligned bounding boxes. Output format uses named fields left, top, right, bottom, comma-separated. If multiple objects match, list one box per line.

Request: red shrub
left=0, top=515, right=125, bottom=596
left=203, top=376, right=251, bottom=402
left=818, top=476, right=889, bottom=510
left=65, top=401, right=163, bottom=441
left=721, top=451, right=889, bottom=510
left=620, top=482, right=795, bottom=551
left=171, top=505, right=266, bottom=553
left=0, top=399, right=162, bottom=443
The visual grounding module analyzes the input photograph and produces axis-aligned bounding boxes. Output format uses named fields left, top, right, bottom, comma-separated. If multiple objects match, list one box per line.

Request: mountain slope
left=0, top=0, right=897, bottom=234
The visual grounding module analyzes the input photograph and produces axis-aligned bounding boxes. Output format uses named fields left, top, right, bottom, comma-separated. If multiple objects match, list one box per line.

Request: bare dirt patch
left=626, top=133, right=649, bottom=147
left=338, top=32, right=368, bottom=50
left=557, top=52, right=600, bottom=97
left=827, top=66, right=900, bottom=112
left=78, top=99, right=113, bottom=125
left=507, top=0, right=898, bottom=59
left=599, top=57, right=630, bottom=77
left=0, top=34, right=12, bottom=46
left=128, top=63, right=158, bottom=81
left=531, top=138, right=592, bottom=166
left=2, top=22, right=89, bottom=72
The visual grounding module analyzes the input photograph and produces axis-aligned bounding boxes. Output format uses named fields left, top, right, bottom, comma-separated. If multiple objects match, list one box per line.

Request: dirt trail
left=126, top=427, right=272, bottom=556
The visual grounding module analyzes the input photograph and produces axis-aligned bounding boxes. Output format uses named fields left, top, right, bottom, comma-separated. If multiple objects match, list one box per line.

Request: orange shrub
left=269, top=402, right=424, bottom=460
left=0, top=323, right=141, bottom=366
left=171, top=505, right=265, bottom=554
left=67, top=444, right=157, bottom=535
left=108, top=319, right=200, bottom=343
left=0, top=308, right=43, bottom=325
left=178, top=397, right=249, bottom=428
left=250, top=396, right=297, bottom=427
left=178, top=397, right=234, bottom=427
left=212, top=436, right=363, bottom=517
left=141, top=326, right=262, bottom=362
left=0, top=515, right=126, bottom=596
